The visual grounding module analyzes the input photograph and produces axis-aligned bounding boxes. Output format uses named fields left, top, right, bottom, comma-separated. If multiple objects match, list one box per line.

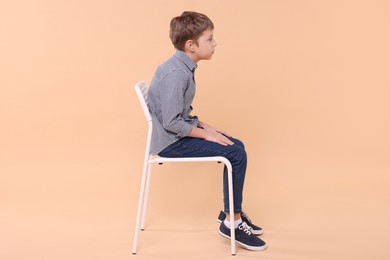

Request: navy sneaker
left=219, top=221, right=267, bottom=251
left=217, top=211, right=263, bottom=235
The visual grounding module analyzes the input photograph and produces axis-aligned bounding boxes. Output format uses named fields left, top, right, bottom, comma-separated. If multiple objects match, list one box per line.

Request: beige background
left=1, top=0, right=390, bottom=259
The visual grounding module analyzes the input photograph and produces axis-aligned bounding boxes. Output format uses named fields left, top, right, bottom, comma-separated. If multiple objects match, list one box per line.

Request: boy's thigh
left=159, top=137, right=245, bottom=158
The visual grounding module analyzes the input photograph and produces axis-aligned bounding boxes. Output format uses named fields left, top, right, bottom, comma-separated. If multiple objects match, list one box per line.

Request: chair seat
left=149, top=156, right=230, bottom=165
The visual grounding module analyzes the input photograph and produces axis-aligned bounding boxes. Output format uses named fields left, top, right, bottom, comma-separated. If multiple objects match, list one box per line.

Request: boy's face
left=192, top=29, right=217, bottom=62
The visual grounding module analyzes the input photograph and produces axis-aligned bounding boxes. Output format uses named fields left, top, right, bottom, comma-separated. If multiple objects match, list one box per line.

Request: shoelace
left=245, top=223, right=254, bottom=233
left=241, top=211, right=252, bottom=223
left=238, top=222, right=252, bottom=236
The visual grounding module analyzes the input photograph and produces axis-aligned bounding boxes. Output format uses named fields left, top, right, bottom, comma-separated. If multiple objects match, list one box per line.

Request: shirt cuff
left=176, top=122, right=195, bottom=139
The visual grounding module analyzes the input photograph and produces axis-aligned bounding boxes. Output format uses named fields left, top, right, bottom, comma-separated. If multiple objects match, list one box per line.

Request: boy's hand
left=204, top=129, right=234, bottom=146
left=195, top=121, right=234, bottom=146
left=199, top=121, right=232, bottom=137
left=204, top=125, right=232, bottom=138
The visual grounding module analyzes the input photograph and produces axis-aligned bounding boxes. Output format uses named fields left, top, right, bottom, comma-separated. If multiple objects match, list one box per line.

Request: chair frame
left=132, top=81, right=236, bottom=255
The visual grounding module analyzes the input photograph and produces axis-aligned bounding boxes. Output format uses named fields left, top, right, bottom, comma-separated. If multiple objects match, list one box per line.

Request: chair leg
left=132, top=162, right=150, bottom=254
left=227, top=164, right=236, bottom=256
left=140, top=164, right=153, bottom=230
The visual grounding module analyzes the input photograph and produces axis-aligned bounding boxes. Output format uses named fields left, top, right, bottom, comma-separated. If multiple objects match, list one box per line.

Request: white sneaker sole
left=218, top=230, right=268, bottom=251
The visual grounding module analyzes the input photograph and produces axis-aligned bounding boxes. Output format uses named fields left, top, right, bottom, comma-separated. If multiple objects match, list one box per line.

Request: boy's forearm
left=188, top=126, right=208, bottom=139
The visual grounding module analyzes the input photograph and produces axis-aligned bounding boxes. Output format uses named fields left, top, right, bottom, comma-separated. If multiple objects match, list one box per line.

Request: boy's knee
left=233, top=147, right=247, bottom=163
left=232, top=138, right=245, bottom=150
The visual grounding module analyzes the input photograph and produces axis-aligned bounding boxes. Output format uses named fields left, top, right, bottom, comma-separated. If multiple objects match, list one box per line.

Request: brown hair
left=169, top=11, right=214, bottom=51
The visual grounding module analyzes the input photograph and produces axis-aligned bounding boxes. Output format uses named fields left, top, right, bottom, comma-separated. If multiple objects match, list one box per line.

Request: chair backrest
left=135, top=81, right=152, bottom=122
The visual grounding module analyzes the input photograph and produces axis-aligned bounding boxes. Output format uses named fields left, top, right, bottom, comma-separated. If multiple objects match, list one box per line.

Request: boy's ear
left=184, top=39, right=196, bottom=53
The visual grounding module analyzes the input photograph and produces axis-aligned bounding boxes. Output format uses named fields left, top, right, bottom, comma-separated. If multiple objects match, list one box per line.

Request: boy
left=147, top=11, right=267, bottom=251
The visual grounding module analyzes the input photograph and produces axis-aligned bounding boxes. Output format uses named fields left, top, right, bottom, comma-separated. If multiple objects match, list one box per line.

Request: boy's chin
left=199, top=53, right=214, bottom=61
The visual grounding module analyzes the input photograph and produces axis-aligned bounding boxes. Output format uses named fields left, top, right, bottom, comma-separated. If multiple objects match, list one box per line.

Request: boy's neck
left=183, top=50, right=199, bottom=64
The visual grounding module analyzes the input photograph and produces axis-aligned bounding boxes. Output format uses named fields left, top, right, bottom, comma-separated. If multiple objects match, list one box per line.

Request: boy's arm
left=159, top=72, right=194, bottom=138
left=158, top=71, right=233, bottom=146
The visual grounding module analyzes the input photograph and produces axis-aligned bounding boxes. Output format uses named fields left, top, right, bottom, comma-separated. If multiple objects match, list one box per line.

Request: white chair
left=132, top=80, right=236, bottom=255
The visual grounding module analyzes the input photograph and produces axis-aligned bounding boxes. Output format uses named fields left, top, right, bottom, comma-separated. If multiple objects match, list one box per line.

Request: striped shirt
left=147, top=50, right=199, bottom=155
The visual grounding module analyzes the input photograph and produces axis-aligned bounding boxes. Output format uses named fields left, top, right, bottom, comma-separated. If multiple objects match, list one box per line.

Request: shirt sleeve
left=159, top=70, right=194, bottom=138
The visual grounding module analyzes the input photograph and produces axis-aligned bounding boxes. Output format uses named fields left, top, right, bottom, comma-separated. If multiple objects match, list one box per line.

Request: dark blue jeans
left=158, top=136, right=247, bottom=213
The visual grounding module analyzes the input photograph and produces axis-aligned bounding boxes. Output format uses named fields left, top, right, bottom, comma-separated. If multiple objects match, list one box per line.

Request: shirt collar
left=174, top=50, right=198, bottom=72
